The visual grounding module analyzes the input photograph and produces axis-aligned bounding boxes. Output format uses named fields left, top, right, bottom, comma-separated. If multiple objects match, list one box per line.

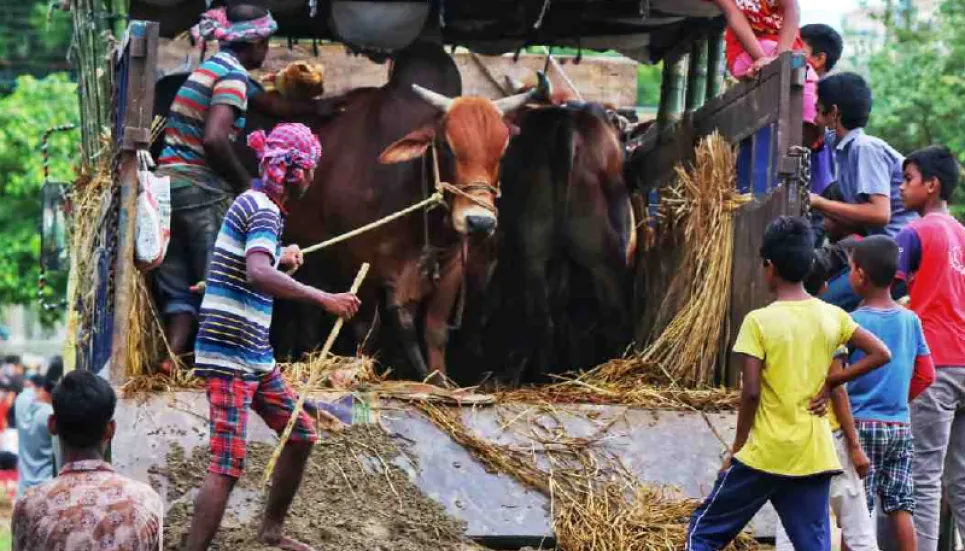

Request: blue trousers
left=687, top=460, right=833, bottom=551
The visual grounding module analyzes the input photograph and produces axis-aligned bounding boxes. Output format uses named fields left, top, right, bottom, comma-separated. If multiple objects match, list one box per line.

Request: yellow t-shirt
left=733, top=298, right=858, bottom=477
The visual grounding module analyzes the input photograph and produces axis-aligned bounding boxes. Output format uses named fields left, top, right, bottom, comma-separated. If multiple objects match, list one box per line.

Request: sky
left=802, top=0, right=863, bottom=30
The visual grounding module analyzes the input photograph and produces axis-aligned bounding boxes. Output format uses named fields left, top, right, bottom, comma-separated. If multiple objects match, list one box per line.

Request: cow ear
left=379, top=126, right=436, bottom=164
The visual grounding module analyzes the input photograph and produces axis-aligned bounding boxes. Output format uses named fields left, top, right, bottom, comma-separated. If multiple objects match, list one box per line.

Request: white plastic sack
left=134, top=150, right=171, bottom=271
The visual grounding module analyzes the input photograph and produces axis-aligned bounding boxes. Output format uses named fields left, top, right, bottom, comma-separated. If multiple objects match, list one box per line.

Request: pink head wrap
left=247, top=123, right=322, bottom=202
left=192, top=7, right=278, bottom=45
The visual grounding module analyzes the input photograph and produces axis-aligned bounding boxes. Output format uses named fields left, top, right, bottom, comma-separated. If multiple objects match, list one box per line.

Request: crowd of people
left=688, top=1, right=965, bottom=551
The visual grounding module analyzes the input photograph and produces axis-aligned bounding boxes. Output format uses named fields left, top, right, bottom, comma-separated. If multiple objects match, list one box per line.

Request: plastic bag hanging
left=134, top=150, right=172, bottom=272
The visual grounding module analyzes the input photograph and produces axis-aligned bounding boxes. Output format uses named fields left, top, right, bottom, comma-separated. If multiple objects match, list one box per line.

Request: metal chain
left=37, top=124, right=77, bottom=312
left=787, top=145, right=812, bottom=219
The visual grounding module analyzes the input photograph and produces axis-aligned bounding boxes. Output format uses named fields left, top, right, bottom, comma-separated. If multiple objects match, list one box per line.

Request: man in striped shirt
left=186, top=123, right=360, bottom=551
left=155, top=4, right=278, bottom=373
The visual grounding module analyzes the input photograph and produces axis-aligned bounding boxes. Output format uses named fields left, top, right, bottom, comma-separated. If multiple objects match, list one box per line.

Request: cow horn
left=493, top=72, right=549, bottom=115
left=412, top=84, right=454, bottom=113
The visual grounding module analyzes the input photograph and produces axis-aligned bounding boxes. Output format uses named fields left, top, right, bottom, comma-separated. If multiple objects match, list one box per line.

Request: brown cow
left=273, top=42, right=539, bottom=382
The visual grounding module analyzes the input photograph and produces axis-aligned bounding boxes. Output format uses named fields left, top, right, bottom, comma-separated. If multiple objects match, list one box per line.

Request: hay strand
left=262, top=262, right=370, bottom=488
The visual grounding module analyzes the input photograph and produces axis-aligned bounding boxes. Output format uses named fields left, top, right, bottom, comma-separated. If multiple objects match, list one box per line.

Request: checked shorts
left=206, top=368, right=318, bottom=478
left=856, top=420, right=915, bottom=514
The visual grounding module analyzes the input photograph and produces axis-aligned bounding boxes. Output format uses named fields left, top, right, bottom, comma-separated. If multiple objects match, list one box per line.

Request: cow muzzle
left=453, top=205, right=498, bottom=236
left=466, top=214, right=496, bottom=235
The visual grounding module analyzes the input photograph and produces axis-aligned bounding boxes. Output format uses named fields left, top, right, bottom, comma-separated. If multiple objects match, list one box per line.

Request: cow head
left=378, top=80, right=546, bottom=236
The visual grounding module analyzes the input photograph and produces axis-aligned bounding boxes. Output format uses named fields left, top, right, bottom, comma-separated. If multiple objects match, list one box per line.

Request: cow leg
left=385, top=302, right=429, bottom=382
left=423, top=249, right=467, bottom=386
left=521, top=257, right=555, bottom=383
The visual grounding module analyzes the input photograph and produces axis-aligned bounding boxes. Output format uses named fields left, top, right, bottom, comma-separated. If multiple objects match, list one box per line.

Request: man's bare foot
left=259, top=533, right=317, bottom=551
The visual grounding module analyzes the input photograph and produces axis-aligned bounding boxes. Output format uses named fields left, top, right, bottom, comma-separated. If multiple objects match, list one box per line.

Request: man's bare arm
left=811, top=193, right=891, bottom=228
left=203, top=104, right=252, bottom=194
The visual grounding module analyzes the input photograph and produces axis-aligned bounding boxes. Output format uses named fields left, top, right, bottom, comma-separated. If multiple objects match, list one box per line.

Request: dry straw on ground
left=419, top=402, right=756, bottom=551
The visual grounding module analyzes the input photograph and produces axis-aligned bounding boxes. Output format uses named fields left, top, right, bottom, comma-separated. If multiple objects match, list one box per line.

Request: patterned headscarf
left=192, top=7, right=278, bottom=45
left=247, top=123, right=322, bottom=202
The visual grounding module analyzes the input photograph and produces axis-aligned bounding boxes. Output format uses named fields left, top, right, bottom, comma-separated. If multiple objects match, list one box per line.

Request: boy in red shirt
left=895, top=145, right=965, bottom=551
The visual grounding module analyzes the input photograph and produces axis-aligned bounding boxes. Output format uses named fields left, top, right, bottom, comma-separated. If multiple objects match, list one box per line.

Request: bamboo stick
left=262, top=263, right=370, bottom=488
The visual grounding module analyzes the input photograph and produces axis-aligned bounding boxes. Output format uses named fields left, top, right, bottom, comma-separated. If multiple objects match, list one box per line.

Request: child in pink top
left=708, top=0, right=818, bottom=126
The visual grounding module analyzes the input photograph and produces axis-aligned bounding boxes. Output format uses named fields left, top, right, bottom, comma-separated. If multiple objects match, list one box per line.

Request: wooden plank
left=725, top=185, right=788, bottom=386
left=157, top=40, right=639, bottom=107
left=110, top=21, right=160, bottom=384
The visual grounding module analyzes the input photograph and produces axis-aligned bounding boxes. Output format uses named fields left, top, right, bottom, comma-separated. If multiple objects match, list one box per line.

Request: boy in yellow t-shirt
left=686, top=217, right=891, bottom=551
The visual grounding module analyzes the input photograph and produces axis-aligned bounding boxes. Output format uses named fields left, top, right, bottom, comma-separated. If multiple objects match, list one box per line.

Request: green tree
left=863, top=0, right=965, bottom=217
left=637, top=63, right=661, bottom=107
left=0, top=1, right=73, bottom=89
left=0, top=74, right=79, bottom=325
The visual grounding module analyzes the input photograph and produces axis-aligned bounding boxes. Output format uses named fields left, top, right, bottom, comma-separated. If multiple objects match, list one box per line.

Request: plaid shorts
left=857, top=420, right=915, bottom=514
left=206, top=368, right=317, bottom=478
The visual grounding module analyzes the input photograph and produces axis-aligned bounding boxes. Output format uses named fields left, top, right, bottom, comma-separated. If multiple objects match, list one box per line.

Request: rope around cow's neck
left=285, top=140, right=497, bottom=273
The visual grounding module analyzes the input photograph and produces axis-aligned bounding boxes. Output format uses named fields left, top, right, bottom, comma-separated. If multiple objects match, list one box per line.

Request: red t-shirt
left=896, top=212, right=965, bottom=367
left=707, top=0, right=806, bottom=69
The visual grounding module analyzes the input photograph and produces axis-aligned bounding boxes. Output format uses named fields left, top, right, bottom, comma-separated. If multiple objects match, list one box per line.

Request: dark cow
left=456, top=100, right=635, bottom=385
left=265, top=42, right=539, bottom=382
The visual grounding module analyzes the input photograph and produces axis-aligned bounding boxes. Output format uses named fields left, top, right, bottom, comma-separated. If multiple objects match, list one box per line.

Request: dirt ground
left=150, top=425, right=484, bottom=551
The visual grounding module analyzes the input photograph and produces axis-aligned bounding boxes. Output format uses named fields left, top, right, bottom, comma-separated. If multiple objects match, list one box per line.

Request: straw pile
left=635, top=131, right=749, bottom=386
left=604, top=132, right=748, bottom=388
left=419, top=402, right=757, bottom=551
left=279, top=350, right=381, bottom=390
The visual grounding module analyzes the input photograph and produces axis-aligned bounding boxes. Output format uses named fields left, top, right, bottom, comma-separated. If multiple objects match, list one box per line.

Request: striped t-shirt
left=194, top=188, right=282, bottom=378
left=159, top=50, right=250, bottom=170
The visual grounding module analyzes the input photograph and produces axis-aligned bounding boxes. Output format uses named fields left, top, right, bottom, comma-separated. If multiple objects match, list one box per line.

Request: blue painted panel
left=737, top=137, right=752, bottom=194
left=752, top=124, right=772, bottom=195
left=130, top=20, right=146, bottom=38
left=114, top=56, right=130, bottom=145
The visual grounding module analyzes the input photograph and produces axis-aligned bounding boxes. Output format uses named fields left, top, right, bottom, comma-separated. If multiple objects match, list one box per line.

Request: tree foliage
left=0, top=1, right=73, bottom=90
left=0, top=74, right=79, bottom=325
left=863, top=0, right=965, bottom=216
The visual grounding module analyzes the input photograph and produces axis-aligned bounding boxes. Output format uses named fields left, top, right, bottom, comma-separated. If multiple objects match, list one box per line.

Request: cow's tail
left=546, top=113, right=578, bottom=331
left=549, top=113, right=577, bottom=241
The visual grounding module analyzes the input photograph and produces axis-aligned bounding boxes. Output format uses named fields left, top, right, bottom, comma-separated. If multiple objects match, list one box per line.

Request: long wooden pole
left=706, top=31, right=725, bottom=101
left=262, top=263, right=370, bottom=488
left=657, top=52, right=688, bottom=130
left=686, top=37, right=709, bottom=111
left=110, top=22, right=159, bottom=383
